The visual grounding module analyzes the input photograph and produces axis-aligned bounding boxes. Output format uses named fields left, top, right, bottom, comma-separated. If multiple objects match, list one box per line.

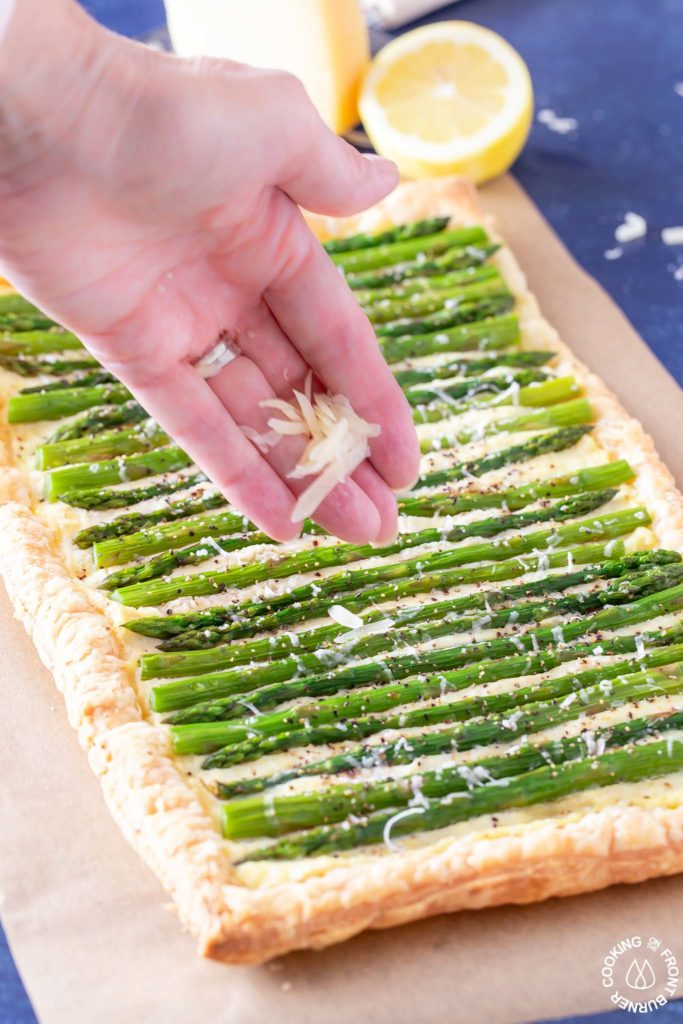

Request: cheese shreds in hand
left=260, top=377, right=381, bottom=522
left=239, top=425, right=282, bottom=453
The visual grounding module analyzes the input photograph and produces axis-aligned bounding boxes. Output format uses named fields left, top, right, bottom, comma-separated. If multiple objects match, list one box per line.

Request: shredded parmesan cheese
left=334, top=617, right=394, bottom=645
left=615, top=212, right=647, bottom=244
left=328, top=604, right=364, bottom=630
left=382, top=806, right=425, bottom=852
left=260, top=373, right=380, bottom=522
left=537, top=108, right=578, bottom=134
left=662, top=226, right=683, bottom=246
left=240, top=425, right=282, bottom=454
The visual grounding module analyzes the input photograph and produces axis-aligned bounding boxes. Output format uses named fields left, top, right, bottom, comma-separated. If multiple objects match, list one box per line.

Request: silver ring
left=192, top=332, right=241, bottom=380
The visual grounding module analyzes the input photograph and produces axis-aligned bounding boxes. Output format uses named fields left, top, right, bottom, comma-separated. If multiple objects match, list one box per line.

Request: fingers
left=267, top=72, right=399, bottom=216
left=119, top=360, right=303, bottom=543
left=209, top=355, right=385, bottom=544
left=351, top=461, right=399, bottom=546
left=231, top=301, right=309, bottom=397
left=280, top=142, right=399, bottom=218
left=264, top=201, right=421, bottom=492
left=206, top=308, right=399, bottom=543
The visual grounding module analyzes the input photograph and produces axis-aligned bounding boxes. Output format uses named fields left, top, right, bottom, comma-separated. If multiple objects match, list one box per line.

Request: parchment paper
left=1, top=175, right=682, bottom=1024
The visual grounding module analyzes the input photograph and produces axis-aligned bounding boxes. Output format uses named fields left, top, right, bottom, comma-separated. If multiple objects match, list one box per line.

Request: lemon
left=359, top=21, right=533, bottom=183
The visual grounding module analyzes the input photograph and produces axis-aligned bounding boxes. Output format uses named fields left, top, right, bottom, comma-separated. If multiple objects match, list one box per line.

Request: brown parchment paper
left=1, top=174, right=682, bottom=1024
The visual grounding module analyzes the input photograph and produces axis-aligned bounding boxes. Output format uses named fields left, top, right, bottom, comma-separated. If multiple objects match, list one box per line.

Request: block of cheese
left=163, top=0, right=370, bottom=134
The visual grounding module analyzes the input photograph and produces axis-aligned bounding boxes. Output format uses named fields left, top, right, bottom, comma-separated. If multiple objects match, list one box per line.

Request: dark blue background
left=1, top=1, right=681, bottom=1022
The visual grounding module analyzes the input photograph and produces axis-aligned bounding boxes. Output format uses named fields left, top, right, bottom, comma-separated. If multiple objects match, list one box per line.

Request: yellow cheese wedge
left=164, top=0, right=369, bottom=134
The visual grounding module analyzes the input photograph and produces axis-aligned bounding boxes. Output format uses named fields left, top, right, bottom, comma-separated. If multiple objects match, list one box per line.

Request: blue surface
left=1, top=1, right=681, bottom=1022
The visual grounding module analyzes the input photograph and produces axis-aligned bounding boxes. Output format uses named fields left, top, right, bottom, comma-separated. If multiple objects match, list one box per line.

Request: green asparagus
left=45, top=446, right=192, bottom=501
left=323, top=216, right=451, bottom=254
left=112, top=490, right=624, bottom=607
left=8, top=382, right=130, bottom=423
left=59, top=471, right=207, bottom=511
left=375, top=293, right=514, bottom=338
left=331, top=226, right=489, bottom=272
left=393, top=350, right=553, bottom=387
left=45, top=400, right=148, bottom=443
left=240, top=733, right=683, bottom=859
left=36, top=422, right=169, bottom=470
left=0, top=329, right=82, bottom=354
left=221, top=704, right=683, bottom=836
left=158, top=544, right=662, bottom=653
left=152, top=563, right=683, bottom=706
left=379, top=313, right=520, bottom=362
left=344, top=242, right=499, bottom=290
left=73, top=490, right=227, bottom=548
left=19, top=369, right=116, bottom=394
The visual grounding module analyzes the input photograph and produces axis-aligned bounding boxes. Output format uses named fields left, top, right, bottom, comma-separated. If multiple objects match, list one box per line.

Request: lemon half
left=359, top=21, right=533, bottom=182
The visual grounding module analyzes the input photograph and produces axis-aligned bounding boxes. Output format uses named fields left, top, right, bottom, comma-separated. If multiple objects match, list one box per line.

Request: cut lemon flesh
left=359, top=22, right=533, bottom=182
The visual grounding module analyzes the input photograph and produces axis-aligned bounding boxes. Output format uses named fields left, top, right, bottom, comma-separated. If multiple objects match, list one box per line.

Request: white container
left=163, top=0, right=370, bottom=133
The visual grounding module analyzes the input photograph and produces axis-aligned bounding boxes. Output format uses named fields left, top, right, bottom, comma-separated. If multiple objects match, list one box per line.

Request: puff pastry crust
left=1, top=178, right=683, bottom=965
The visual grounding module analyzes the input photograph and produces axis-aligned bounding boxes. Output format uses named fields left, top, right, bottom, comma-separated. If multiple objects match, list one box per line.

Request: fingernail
left=370, top=531, right=398, bottom=549
left=363, top=154, right=399, bottom=177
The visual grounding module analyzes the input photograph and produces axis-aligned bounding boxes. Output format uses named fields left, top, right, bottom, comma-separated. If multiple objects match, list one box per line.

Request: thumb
left=274, top=79, right=399, bottom=215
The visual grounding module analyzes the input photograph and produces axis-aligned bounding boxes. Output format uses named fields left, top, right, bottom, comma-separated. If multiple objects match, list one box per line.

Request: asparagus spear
left=375, top=293, right=514, bottom=338
left=240, top=733, right=683, bottom=859
left=202, top=628, right=683, bottom=774
left=0, top=329, right=82, bottom=354
left=94, top=507, right=257, bottom=567
left=221, top=703, right=683, bottom=836
left=97, top=463, right=601, bottom=572
left=100, top=531, right=271, bottom=591
left=323, top=216, right=451, bottom=254
left=0, top=294, right=49, bottom=317
left=128, top=537, right=626, bottom=642
left=393, top=350, right=554, bottom=387
left=0, top=315, right=58, bottom=332
left=159, top=543, right=662, bottom=653
left=118, top=488, right=613, bottom=607
left=345, top=243, right=499, bottom=290
left=355, top=263, right=499, bottom=305
left=419, top=398, right=591, bottom=451
left=407, top=460, right=633, bottom=514
left=405, top=367, right=548, bottom=407
left=192, top=593, right=682, bottom=732
left=153, top=563, right=683, bottom=704
left=73, top=490, right=227, bottom=548
left=218, top=705, right=683, bottom=805
left=8, top=382, right=131, bottom=423
left=365, top=276, right=507, bottom=325
left=59, top=471, right=208, bottom=511
left=0, top=354, right=100, bottom=377
left=45, top=401, right=147, bottom=443
left=188, top=636, right=683, bottom=763
left=45, top=446, right=192, bottom=501
left=83, top=401, right=593, bottom=565
left=162, top=576, right=683, bottom=737
left=412, top=375, right=580, bottom=423
left=36, top=422, right=169, bottom=470
left=112, top=491, right=625, bottom=607
left=19, top=369, right=116, bottom=394
left=417, top=424, right=592, bottom=489
left=125, top=455, right=636, bottom=638
left=330, top=226, right=489, bottom=272
left=379, top=314, right=520, bottom=362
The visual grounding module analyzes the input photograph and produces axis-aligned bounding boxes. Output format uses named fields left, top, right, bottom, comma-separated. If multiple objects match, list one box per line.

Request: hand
left=0, top=0, right=420, bottom=543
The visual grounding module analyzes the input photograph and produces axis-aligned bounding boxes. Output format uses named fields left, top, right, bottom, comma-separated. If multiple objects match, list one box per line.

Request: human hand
left=0, top=0, right=420, bottom=543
